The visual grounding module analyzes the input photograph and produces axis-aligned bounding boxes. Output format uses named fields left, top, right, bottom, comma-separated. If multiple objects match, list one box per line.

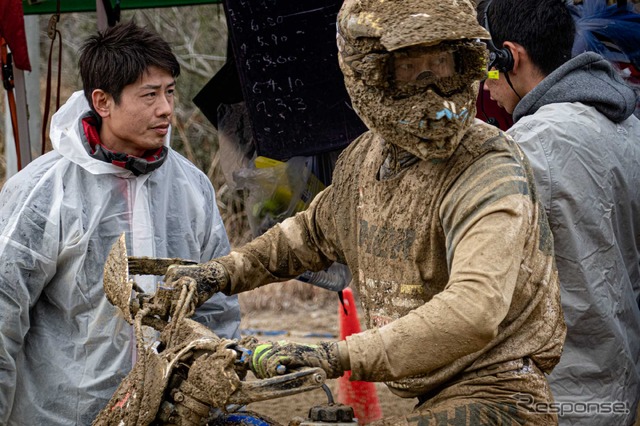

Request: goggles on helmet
left=343, top=41, right=488, bottom=97
left=394, top=47, right=456, bottom=82
left=391, top=45, right=460, bottom=97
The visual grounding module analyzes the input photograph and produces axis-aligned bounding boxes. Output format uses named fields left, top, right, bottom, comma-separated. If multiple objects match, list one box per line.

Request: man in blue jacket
left=483, top=0, right=640, bottom=424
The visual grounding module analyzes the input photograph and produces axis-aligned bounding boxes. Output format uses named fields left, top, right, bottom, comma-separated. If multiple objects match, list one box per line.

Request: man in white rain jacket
left=483, top=0, right=640, bottom=423
left=0, top=21, right=240, bottom=425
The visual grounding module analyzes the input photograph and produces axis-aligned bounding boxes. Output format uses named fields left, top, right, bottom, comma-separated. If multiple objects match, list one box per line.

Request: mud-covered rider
left=165, top=0, right=566, bottom=423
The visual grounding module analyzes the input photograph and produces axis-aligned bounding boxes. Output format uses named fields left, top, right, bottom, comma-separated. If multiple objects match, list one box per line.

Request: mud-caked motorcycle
left=93, top=234, right=356, bottom=426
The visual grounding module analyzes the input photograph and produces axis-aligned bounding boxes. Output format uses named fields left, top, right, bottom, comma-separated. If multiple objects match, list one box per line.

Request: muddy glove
left=250, top=341, right=344, bottom=379
left=163, top=261, right=230, bottom=307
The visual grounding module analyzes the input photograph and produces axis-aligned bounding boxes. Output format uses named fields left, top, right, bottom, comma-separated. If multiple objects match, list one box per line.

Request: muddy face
left=341, top=43, right=487, bottom=161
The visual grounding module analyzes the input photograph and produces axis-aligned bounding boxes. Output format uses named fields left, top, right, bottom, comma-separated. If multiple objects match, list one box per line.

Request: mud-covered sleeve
left=345, top=150, right=534, bottom=381
left=217, top=182, right=346, bottom=294
left=0, top=176, right=60, bottom=422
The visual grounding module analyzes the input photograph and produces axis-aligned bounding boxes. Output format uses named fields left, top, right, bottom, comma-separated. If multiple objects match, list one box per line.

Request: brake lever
left=227, top=367, right=327, bottom=405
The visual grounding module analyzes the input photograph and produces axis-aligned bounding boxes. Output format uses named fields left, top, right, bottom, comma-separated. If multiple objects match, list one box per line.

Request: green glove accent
left=249, top=340, right=344, bottom=379
left=251, top=343, right=286, bottom=378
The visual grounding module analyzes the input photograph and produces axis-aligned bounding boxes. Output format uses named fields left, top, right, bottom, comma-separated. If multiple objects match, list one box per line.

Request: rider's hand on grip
left=249, top=340, right=344, bottom=379
left=163, top=260, right=230, bottom=307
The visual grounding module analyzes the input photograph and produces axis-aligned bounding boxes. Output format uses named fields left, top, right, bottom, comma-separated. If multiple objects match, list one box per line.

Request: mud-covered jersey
left=218, top=119, right=565, bottom=397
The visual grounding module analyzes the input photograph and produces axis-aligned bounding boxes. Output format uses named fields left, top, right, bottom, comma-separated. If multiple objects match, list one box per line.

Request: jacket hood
left=513, top=52, right=637, bottom=123
left=49, top=91, right=171, bottom=176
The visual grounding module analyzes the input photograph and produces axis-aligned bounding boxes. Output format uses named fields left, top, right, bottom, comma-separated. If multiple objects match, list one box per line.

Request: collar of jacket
left=512, top=52, right=636, bottom=123
left=80, top=111, right=168, bottom=176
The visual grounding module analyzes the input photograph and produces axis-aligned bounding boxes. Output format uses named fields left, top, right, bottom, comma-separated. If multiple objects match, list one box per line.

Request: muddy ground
left=237, top=285, right=416, bottom=424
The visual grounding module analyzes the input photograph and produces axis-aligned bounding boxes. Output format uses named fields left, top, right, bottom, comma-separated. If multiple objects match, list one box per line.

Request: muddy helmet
left=337, top=0, right=491, bottom=160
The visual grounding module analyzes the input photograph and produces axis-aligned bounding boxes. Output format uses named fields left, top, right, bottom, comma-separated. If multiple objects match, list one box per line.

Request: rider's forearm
left=217, top=190, right=343, bottom=295
left=336, top=340, right=351, bottom=372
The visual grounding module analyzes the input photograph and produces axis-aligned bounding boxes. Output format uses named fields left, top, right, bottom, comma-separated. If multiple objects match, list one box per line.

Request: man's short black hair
left=78, top=20, right=181, bottom=110
left=486, top=0, right=575, bottom=76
